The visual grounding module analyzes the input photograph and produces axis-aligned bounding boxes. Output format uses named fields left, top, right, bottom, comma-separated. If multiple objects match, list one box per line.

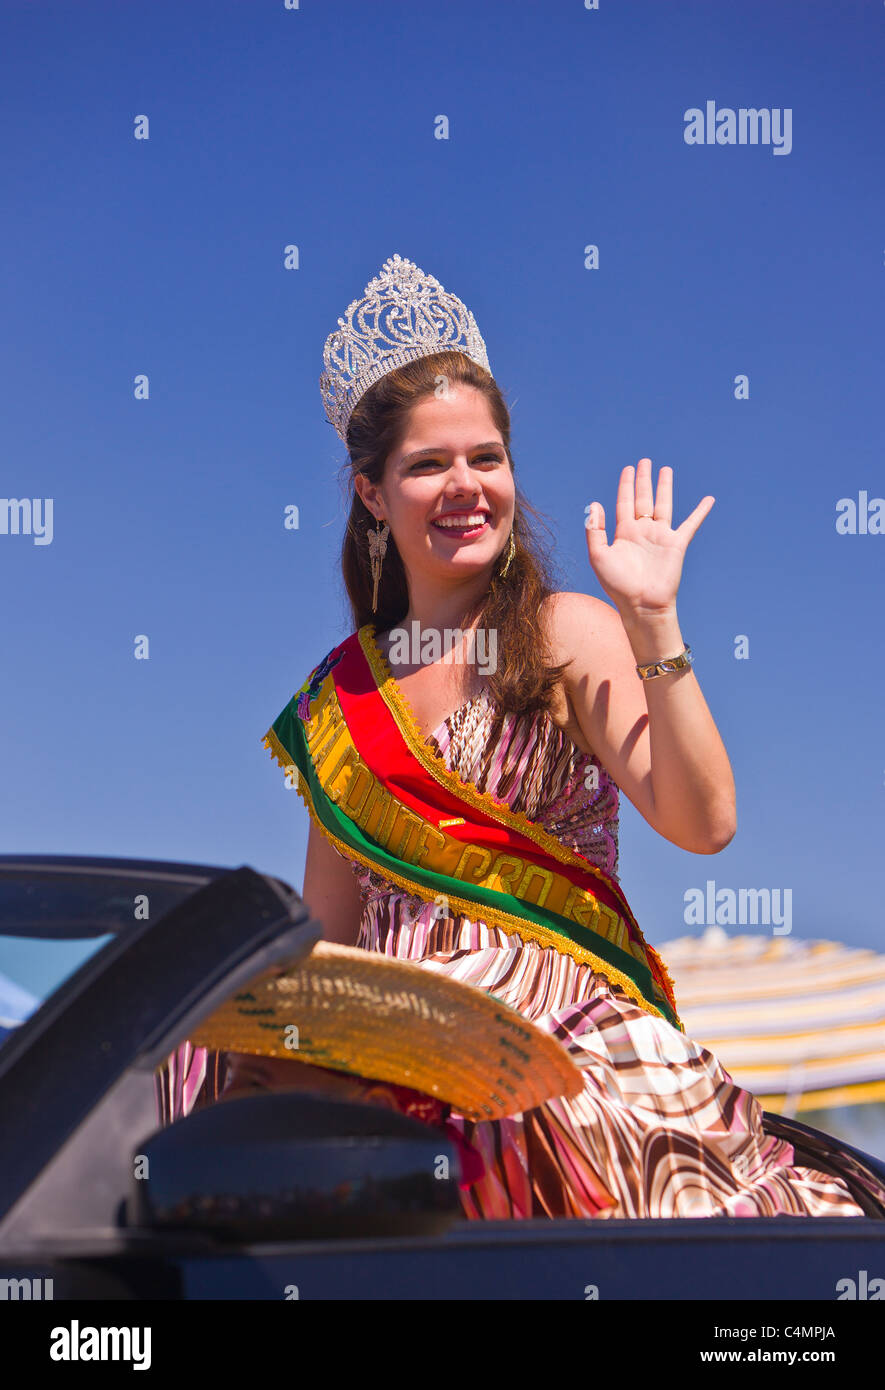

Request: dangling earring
left=499, top=528, right=516, bottom=578
left=368, top=517, right=390, bottom=613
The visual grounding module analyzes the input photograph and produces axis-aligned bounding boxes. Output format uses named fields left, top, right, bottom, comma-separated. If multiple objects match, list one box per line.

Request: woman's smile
left=430, top=510, right=491, bottom=538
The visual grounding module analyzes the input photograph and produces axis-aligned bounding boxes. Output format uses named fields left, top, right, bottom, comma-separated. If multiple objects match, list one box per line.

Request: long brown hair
left=338, top=349, right=573, bottom=724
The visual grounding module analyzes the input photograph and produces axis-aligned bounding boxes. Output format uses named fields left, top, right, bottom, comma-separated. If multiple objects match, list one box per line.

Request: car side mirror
left=126, top=1091, right=464, bottom=1241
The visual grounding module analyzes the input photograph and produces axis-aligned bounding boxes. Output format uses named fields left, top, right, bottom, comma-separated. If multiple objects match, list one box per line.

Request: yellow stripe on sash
left=264, top=725, right=674, bottom=1025
left=301, top=676, right=632, bottom=956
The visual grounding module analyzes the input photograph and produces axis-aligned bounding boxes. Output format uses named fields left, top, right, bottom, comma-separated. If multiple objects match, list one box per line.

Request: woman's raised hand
left=584, top=460, right=714, bottom=618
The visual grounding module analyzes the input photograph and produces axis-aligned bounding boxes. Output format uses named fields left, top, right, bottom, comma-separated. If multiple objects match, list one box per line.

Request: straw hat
left=187, top=940, right=584, bottom=1122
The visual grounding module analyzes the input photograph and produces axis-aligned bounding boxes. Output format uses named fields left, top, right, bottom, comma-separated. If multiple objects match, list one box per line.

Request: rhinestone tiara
left=319, top=253, right=492, bottom=442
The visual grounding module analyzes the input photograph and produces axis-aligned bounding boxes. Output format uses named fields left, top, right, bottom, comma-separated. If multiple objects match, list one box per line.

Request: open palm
left=585, top=460, right=714, bottom=615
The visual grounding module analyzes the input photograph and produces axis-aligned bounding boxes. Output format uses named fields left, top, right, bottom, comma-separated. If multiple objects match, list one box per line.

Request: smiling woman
left=159, top=253, right=885, bottom=1221
left=340, top=343, right=571, bottom=740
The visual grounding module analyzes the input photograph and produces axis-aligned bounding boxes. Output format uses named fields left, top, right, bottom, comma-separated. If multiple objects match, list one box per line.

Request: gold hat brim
left=187, top=940, right=583, bottom=1122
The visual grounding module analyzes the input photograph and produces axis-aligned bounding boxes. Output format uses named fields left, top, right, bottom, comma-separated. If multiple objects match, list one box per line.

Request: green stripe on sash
left=273, top=699, right=679, bottom=1029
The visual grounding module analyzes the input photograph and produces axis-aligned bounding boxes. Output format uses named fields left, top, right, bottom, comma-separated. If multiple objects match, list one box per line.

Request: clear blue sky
left=2, top=0, right=883, bottom=1001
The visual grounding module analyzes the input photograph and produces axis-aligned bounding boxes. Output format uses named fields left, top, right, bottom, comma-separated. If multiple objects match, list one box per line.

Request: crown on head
left=319, top=253, right=492, bottom=443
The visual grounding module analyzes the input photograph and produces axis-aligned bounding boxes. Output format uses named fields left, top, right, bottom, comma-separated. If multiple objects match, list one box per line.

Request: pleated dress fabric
left=343, top=689, right=877, bottom=1219
left=156, top=688, right=884, bottom=1219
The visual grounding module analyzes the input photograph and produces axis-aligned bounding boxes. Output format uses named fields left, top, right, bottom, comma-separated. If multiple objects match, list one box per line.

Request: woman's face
left=355, top=385, right=515, bottom=589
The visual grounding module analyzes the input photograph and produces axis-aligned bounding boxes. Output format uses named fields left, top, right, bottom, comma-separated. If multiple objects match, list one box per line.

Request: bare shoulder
left=540, top=590, right=623, bottom=667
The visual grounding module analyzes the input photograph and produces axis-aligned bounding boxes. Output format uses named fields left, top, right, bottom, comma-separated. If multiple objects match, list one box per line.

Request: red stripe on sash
left=330, top=631, right=634, bottom=928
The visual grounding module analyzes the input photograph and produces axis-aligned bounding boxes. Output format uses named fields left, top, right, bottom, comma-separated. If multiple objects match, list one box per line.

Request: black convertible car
left=1, top=854, right=884, bottom=1302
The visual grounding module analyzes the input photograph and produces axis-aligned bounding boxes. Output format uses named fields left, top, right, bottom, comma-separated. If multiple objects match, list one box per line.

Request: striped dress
left=157, top=689, right=885, bottom=1218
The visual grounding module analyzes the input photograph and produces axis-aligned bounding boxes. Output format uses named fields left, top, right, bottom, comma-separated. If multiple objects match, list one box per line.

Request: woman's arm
left=547, top=590, right=736, bottom=855
left=301, top=819, right=365, bottom=946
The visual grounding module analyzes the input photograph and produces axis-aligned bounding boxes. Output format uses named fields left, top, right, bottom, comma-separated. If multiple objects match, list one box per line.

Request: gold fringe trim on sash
left=260, top=726, right=675, bottom=1027
left=359, top=624, right=681, bottom=1014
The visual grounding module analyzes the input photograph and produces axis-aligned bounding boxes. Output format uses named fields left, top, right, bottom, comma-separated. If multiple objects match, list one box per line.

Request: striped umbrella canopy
left=658, top=925, right=885, bottom=1112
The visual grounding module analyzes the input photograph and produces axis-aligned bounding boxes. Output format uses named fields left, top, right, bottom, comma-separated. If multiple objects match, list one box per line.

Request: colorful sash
left=262, top=624, right=682, bottom=1032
